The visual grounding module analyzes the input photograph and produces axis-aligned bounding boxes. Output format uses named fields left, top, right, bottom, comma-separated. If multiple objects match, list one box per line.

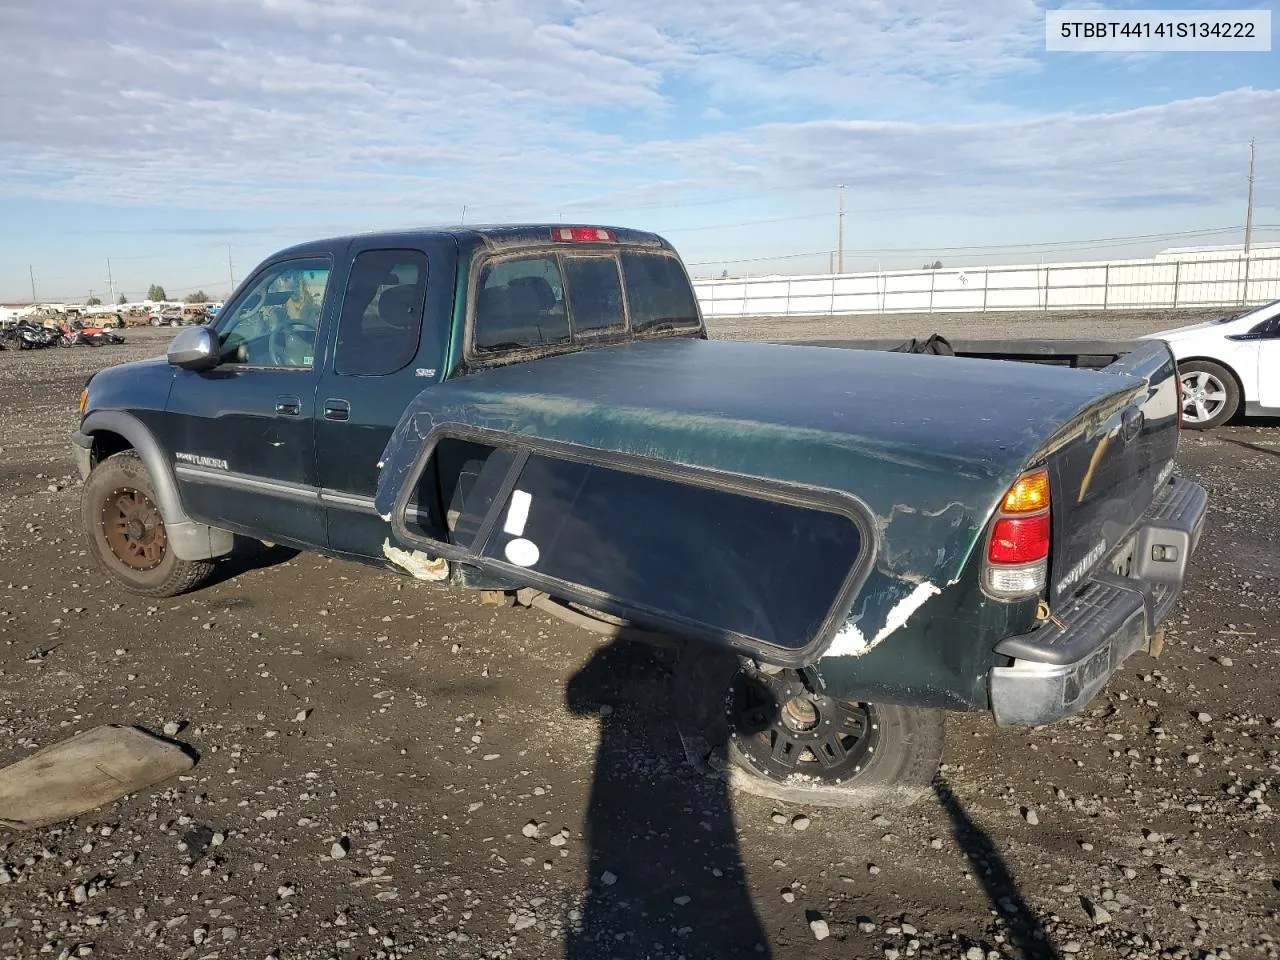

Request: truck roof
left=269, top=224, right=672, bottom=260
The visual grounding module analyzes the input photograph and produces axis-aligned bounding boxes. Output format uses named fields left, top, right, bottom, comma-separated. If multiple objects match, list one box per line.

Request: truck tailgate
left=1044, top=340, right=1181, bottom=606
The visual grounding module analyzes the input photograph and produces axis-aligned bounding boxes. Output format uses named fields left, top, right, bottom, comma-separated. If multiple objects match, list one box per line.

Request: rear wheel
left=82, top=451, right=215, bottom=597
left=1178, top=360, right=1239, bottom=429
left=722, top=664, right=944, bottom=807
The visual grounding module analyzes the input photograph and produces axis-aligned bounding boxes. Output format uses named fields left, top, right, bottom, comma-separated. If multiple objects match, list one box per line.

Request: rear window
left=620, top=252, right=700, bottom=334
left=473, top=257, right=569, bottom=352
left=563, top=257, right=624, bottom=335
left=472, top=249, right=699, bottom=355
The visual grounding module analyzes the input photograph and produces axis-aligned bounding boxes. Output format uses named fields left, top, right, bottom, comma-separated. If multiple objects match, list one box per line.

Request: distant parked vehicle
left=1145, top=299, right=1280, bottom=428
left=150, top=309, right=183, bottom=327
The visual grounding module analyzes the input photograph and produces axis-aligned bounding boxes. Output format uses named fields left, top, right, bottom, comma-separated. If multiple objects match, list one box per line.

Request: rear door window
left=620, top=252, right=700, bottom=334
left=335, top=250, right=429, bottom=376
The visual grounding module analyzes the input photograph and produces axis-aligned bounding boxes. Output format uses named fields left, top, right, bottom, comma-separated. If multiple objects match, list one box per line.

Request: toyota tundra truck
left=74, top=225, right=1208, bottom=806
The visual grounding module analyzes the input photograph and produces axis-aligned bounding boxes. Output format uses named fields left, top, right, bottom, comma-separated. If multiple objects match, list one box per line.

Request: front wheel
left=722, top=665, right=944, bottom=808
left=82, top=451, right=216, bottom=597
left=1179, top=360, right=1239, bottom=429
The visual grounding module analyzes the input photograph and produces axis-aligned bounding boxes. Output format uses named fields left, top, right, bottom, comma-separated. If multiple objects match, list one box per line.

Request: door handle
left=324, top=398, right=351, bottom=422
left=275, top=395, right=301, bottom=417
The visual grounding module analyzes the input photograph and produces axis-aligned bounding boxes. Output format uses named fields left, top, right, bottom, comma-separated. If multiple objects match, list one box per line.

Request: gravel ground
left=0, top=317, right=1277, bottom=960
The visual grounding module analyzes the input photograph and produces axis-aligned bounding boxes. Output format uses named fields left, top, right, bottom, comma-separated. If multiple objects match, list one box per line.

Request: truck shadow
left=201, top=537, right=300, bottom=590
left=564, top=639, right=772, bottom=959
left=561, top=639, right=1061, bottom=960
left=933, top=779, right=1061, bottom=960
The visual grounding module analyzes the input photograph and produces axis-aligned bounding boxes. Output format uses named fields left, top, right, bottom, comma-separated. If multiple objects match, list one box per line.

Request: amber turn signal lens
left=1001, top=469, right=1049, bottom=514
left=78, top=389, right=88, bottom=414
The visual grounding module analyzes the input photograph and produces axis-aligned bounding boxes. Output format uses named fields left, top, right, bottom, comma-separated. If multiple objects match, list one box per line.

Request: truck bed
left=781, top=335, right=1183, bottom=611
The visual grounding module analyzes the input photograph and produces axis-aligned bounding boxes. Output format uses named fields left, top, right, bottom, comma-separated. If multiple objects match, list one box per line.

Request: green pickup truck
left=74, top=224, right=1207, bottom=807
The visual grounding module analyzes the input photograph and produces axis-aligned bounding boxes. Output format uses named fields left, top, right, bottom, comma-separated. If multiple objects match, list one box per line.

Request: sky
left=0, top=0, right=1277, bottom=301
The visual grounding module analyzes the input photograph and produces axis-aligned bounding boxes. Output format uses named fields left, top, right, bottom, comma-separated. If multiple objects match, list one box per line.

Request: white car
left=1145, top=299, right=1280, bottom=429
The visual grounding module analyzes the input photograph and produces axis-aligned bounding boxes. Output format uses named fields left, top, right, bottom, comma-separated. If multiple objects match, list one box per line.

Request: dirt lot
left=0, top=317, right=1277, bottom=960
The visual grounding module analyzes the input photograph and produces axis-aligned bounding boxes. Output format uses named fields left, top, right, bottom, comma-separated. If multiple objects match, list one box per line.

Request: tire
left=1178, top=360, right=1239, bottom=429
left=675, top=654, right=944, bottom=809
left=82, top=451, right=216, bottom=597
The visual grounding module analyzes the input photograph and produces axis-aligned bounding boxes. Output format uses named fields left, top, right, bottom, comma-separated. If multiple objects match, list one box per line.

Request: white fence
left=693, top=248, right=1280, bottom=317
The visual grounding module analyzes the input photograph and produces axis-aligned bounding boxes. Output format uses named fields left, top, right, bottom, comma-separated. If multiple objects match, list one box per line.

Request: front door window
left=217, top=258, right=331, bottom=368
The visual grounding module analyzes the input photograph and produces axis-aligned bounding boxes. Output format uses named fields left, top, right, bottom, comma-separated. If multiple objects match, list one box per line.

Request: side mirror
left=167, top=325, right=219, bottom=370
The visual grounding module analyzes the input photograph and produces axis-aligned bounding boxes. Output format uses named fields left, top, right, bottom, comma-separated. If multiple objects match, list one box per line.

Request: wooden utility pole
left=1242, top=138, right=1256, bottom=304
left=837, top=184, right=846, bottom=274
left=1244, top=138, right=1256, bottom=257
left=28, top=265, right=36, bottom=302
left=228, top=246, right=235, bottom=291
left=106, top=259, right=115, bottom=305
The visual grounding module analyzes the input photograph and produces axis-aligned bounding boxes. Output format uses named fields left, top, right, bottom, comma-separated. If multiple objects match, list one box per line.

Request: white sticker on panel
left=504, top=538, right=540, bottom=567
left=504, top=489, right=532, bottom=537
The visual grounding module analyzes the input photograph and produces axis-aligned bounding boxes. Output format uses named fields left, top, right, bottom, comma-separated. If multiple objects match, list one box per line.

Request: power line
left=688, top=250, right=832, bottom=266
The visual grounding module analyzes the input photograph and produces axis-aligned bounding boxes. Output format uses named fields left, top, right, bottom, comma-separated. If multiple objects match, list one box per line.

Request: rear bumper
left=989, top=476, right=1207, bottom=726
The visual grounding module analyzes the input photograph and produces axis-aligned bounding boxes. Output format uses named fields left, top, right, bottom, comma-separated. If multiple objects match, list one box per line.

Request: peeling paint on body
left=824, top=581, right=941, bottom=657
left=382, top=539, right=449, bottom=581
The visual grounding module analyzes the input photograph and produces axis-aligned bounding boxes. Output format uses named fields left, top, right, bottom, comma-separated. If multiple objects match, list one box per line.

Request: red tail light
left=984, top=468, right=1051, bottom=598
left=988, top=513, right=1051, bottom=564
left=552, top=227, right=616, bottom=242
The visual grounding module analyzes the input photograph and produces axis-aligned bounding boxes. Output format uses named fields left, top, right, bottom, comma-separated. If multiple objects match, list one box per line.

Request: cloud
left=634, top=88, right=1279, bottom=218
left=0, top=0, right=1274, bottom=230
left=0, top=0, right=1047, bottom=214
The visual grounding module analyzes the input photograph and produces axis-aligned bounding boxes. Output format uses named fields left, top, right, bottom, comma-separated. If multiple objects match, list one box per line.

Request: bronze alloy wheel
left=100, top=486, right=167, bottom=571
left=82, top=451, right=216, bottom=597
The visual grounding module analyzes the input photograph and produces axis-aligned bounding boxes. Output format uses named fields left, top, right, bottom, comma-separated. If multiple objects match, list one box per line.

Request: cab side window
left=218, top=258, right=331, bottom=369
left=335, top=250, right=430, bottom=376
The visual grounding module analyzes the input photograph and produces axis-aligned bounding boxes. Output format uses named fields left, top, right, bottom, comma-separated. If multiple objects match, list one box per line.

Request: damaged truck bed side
left=74, top=224, right=1207, bottom=807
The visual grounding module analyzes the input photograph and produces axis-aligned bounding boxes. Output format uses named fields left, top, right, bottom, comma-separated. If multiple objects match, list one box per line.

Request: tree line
left=83, top=286, right=210, bottom=306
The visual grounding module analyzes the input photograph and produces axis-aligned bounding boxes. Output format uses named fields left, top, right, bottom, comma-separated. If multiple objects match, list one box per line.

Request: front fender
left=77, top=410, right=233, bottom=561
